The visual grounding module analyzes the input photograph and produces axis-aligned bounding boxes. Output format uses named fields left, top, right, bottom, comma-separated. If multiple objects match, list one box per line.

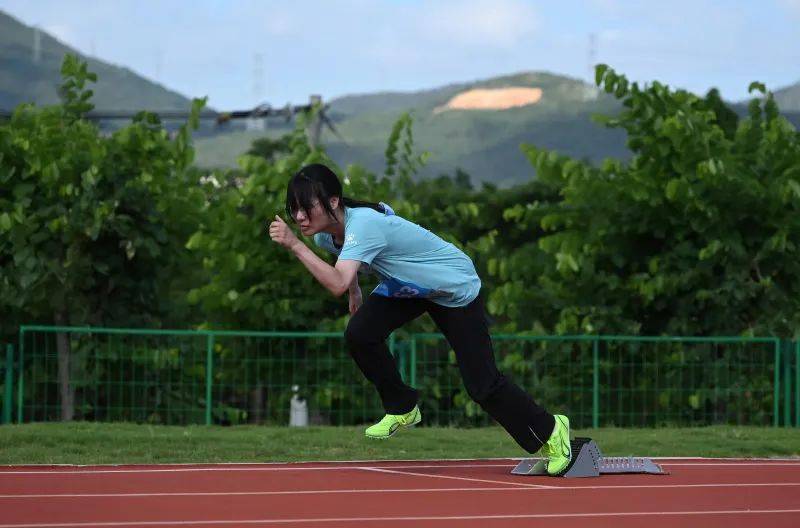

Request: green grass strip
left=1, top=423, right=798, bottom=465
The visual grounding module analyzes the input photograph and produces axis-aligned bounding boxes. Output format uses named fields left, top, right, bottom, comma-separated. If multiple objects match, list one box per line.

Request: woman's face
left=293, top=196, right=340, bottom=236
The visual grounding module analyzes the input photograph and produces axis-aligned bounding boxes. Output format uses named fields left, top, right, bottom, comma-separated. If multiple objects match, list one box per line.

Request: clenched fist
left=349, top=286, right=362, bottom=315
left=268, top=215, right=301, bottom=251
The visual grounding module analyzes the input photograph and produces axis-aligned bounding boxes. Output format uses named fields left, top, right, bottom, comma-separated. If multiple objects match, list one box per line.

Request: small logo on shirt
left=344, top=233, right=357, bottom=247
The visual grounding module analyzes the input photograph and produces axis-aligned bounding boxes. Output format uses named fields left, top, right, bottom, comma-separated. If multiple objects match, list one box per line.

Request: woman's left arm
left=269, top=215, right=360, bottom=297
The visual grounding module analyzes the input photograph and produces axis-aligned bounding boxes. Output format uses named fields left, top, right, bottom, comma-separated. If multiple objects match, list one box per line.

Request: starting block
left=511, top=437, right=668, bottom=478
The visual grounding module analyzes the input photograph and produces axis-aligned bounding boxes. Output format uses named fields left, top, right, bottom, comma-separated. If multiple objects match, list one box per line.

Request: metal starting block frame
left=511, top=437, right=668, bottom=478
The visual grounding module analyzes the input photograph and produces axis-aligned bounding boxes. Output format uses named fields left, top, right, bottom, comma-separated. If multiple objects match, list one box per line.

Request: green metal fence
left=7, top=326, right=798, bottom=428
left=15, top=327, right=386, bottom=426
left=411, top=334, right=786, bottom=428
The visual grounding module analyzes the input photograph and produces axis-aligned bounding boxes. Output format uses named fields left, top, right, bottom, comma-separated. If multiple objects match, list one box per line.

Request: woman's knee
left=343, top=321, right=363, bottom=348
left=344, top=317, right=379, bottom=350
left=464, top=372, right=507, bottom=404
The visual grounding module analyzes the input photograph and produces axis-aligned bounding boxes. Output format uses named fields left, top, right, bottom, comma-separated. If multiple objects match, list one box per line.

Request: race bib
left=373, top=278, right=437, bottom=299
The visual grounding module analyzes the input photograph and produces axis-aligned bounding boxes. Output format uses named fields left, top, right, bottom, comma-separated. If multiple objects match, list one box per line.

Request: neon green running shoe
left=365, top=405, right=421, bottom=439
left=539, top=414, right=572, bottom=476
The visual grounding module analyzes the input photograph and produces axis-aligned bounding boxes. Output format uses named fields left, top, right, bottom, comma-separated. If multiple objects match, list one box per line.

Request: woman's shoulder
left=346, top=206, right=389, bottom=225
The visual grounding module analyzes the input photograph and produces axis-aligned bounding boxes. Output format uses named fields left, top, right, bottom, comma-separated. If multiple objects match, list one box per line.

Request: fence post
left=795, top=341, right=799, bottom=428
left=409, top=336, right=417, bottom=389
left=3, top=344, right=12, bottom=425
left=17, top=328, right=24, bottom=424
left=592, top=339, right=599, bottom=428
left=784, top=340, right=792, bottom=428
left=205, top=334, right=214, bottom=426
left=773, top=339, right=781, bottom=427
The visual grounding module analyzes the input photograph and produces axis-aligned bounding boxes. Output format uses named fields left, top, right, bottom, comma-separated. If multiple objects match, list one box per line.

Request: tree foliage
left=4, top=57, right=799, bottom=426
left=0, top=55, right=207, bottom=339
left=185, top=117, right=346, bottom=330
left=4, top=58, right=799, bottom=340
left=499, top=65, right=800, bottom=337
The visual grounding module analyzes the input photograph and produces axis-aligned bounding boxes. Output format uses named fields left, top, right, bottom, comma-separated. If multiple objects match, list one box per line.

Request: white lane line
left=7, top=456, right=799, bottom=467
left=0, top=457, right=800, bottom=475
left=359, top=467, right=556, bottom=489
left=652, top=457, right=800, bottom=461
left=2, top=482, right=800, bottom=499
left=0, top=457, right=523, bottom=468
left=542, top=482, right=800, bottom=491
left=2, top=509, right=800, bottom=527
left=0, top=487, right=566, bottom=499
left=0, top=465, right=505, bottom=475
left=661, top=463, right=800, bottom=467
left=2, top=461, right=799, bottom=475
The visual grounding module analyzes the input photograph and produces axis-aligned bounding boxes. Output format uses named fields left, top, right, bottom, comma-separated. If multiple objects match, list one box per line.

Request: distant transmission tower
left=584, top=33, right=599, bottom=101
left=306, top=94, right=323, bottom=148
left=155, top=47, right=163, bottom=83
left=33, top=26, right=41, bottom=64
left=247, top=52, right=266, bottom=131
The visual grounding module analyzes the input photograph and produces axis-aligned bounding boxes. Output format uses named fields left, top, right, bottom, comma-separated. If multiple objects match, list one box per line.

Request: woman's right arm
left=269, top=215, right=359, bottom=296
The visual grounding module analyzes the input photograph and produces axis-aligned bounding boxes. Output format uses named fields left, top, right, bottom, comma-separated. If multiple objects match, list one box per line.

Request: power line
left=33, top=26, right=41, bottom=64
left=248, top=53, right=267, bottom=131
left=0, top=97, right=345, bottom=144
left=0, top=102, right=314, bottom=125
left=584, top=32, right=599, bottom=101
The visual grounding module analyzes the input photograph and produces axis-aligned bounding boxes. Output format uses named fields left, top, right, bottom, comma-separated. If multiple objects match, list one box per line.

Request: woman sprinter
left=268, top=163, right=571, bottom=475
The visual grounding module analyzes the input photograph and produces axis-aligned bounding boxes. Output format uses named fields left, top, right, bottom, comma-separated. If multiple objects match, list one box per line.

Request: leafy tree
left=186, top=116, right=390, bottom=423
left=186, top=117, right=342, bottom=330
left=384, top=111, right=430, bottom=193
left=0, top=55, right=206, bottom=418
left=508, top=65, right=800, bottom=337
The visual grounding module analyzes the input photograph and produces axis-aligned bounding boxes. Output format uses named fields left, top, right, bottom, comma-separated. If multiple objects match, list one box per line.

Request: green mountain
left=195, top=72, right=630, bottom=186
left=774, top=81, right=800, bottom=112
left=3, top=8, right=796, bottom=185
left=0, top=10, right=194, bottom=111
left=195, top=74, right=800, bottom=185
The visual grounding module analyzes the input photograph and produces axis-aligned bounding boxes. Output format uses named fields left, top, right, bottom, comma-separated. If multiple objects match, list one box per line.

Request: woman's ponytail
left=341, top=197, right=386, bottom=213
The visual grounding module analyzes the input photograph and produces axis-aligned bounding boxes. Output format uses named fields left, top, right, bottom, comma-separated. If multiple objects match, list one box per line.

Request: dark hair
left=285, top=163, right=384, bottom=222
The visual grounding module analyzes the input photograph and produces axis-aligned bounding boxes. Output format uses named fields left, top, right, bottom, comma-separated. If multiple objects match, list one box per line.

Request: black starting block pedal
left=511, top=437, right=668, bottom=478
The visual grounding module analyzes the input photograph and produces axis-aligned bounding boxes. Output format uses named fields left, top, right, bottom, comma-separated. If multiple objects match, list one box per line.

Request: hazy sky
left=2, top=0, right=799, bottom=109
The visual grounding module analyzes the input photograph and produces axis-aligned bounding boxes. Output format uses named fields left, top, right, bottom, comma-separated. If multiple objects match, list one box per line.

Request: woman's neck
left=322, top=207, right=346, bottom=244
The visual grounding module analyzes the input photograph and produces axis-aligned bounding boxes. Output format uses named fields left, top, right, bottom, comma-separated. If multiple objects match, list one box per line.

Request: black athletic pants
left=344, top=293, right=556, bottom=454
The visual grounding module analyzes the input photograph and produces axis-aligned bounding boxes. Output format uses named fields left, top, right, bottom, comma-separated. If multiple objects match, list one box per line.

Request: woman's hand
left=349, top=285, right=362, bottom=315
left=268, top=215, right=301, bottom=251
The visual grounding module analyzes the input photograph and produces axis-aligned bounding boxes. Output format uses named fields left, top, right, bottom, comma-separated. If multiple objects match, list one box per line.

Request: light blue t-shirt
left=313, top=205, right=481, bottom=307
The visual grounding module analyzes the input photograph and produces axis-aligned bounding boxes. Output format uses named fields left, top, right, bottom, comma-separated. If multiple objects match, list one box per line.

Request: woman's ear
left=330, top=196, right=340, bottom=210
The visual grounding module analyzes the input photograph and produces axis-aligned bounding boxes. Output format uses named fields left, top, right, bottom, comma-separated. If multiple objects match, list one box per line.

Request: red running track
left=1, top=458, right=799, bottom=527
